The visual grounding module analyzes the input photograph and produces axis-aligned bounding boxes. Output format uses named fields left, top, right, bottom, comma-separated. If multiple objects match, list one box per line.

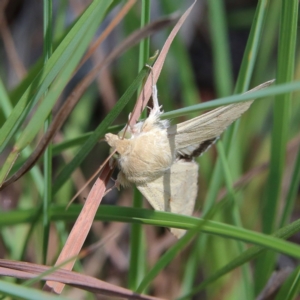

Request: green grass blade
left=276, top=267, right=300, bottom=300
left=253, top=0, right=281, bottom=84
left=180, top=237, right=202, bottom=297
left=48, top=205, right=300, bottom=258
left=161, top=80, right=300, bottom=119
left=0, top=280, right=69, bottom=300
left=135, top=200, right=226, bottom=294
left=128, top=0, right=150, bottom=291
left=207, top=0, right=233, bottom=96
left=42, top=0, right=53, bottom=265
left=0, top=78, right=12, bottom=117
left=280, top=146, right=300, bottom=227
left=217, top=141, right=253, bottom=299
left=178, top=218, right=300, bottom=299
left=0, top=78, right=44, bottom=194
left=208, top=0, right=251, bottom=273
left=2, top=205, right=300, bottom=259
left=129, top=189, right=146, bottom=290
left=263, top=0, right=298, bottom=235
left=136, top=228, right=199, bottom=293
left=257, top=0, right=299, bottom=292
left=235, top=0, right=269, bottom=92
left=160, top=1, right=199, bottom=111
left=0, top=0, right=112, bottom=151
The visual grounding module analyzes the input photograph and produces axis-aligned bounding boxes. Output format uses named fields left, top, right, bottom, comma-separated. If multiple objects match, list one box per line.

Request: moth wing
left=168, top=80, right=274, bottom=158
left=136, top=160, right=199, bottom=238
left=168, top=101, right=251, bottom=158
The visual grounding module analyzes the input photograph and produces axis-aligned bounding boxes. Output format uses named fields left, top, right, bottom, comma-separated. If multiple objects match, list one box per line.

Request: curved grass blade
left=44, top=205, right=300, bottom=259
left=1, top=205, right=300, bottom=260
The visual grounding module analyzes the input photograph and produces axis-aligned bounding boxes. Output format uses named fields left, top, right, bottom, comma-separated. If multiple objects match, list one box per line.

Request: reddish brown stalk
left=0, top=259, right=163, bottom=299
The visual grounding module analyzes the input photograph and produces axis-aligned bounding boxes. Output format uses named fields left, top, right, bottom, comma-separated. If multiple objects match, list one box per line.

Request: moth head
left=105, top=133, right=130, bottom=156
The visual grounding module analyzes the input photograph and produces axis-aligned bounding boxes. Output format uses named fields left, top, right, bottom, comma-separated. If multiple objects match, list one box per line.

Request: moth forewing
left=168, top=79, right=275, bottom=159
left=168, top=101, right=253, bottom=158
left=136, top=160, right=198, bottom=238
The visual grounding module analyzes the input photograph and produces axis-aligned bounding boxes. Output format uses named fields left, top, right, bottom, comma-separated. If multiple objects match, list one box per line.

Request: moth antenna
left=120, top=112, right=132, bottom=140
left=146, top=64, right=161, bottom=116
left=119, top=106, right=136, bottom=141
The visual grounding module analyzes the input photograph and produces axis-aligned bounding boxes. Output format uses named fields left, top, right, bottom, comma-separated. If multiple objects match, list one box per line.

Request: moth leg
left=116, top=171, right=131, bottom=188
left=104, top=176, right=122, bottom=196
left=104, top=185, right=116, bottom=196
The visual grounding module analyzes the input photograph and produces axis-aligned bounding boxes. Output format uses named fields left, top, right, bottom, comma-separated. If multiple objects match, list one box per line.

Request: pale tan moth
left=105, top=79, right=274, bottom=238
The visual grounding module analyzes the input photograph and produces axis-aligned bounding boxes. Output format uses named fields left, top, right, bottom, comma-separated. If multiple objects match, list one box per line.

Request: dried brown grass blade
left=44, top=164, right=113, bottom=294
left=67, top=149, right=117, bottom=208
left=0, top=259, right=163, bottom=300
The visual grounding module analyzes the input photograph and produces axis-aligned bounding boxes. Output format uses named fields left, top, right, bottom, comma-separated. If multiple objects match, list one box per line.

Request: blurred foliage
left=0, top=0, right=300, bottom=299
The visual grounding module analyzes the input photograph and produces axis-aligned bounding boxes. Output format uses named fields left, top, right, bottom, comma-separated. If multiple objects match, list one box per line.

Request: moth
left=105, top=80, right=273, bottom=238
